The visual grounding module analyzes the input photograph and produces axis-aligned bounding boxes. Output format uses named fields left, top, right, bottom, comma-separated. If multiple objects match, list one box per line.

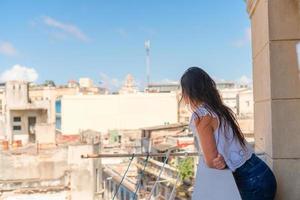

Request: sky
left=0, top=0, right=252, bottom=90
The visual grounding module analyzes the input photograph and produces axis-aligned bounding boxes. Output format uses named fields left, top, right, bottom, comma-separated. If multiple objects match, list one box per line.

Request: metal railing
left=81, top=152, right=199, bottom=159
left=82, top=151, right=265, bottom=200
left=82, top=151, right=198, bottom=200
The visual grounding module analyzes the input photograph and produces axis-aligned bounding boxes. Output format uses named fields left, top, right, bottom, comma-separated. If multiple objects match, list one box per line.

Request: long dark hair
left=180, top=66, right=245, bottom=146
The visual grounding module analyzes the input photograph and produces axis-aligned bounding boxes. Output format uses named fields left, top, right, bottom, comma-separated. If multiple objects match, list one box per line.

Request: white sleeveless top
left=189, top=104, right=254, bottom=172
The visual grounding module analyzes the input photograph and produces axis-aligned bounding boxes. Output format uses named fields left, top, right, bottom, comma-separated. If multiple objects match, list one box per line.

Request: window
left=56, top=116, right=61, bottom=130
left=13, top=125, right=21, bottom=131
left=56, top=100, right=61, bottom=113
left=13, top=117, right=21, bottom=122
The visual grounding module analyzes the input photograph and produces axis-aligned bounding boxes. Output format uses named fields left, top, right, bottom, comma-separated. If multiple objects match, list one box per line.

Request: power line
left=112, top=153, right=135, bottom=200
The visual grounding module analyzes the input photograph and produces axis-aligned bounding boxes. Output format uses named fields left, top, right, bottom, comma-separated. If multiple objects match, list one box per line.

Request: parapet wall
left=0, top=143, right=100, bottom=200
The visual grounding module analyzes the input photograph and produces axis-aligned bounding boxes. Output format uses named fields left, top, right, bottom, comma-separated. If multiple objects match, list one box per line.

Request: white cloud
left=236, top=75, right=252, bottom=85
left=233, top=27, right=251, bottom=48
left=42, top=16, right=89, bottom=42
left=0, top=42, right=17, bottom=56
left=0, top=65, right=38, bottom=82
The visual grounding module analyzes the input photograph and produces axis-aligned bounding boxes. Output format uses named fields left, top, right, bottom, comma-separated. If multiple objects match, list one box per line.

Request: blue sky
left=0, top=0, right=252, bottom=89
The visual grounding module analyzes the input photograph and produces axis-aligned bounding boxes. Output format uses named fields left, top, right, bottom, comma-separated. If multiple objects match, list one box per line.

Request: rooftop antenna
left=145, top=40, right=151, bottom=87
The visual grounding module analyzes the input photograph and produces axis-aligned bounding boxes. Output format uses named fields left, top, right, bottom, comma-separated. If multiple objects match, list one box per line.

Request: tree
left=44, top=80, right=56, bottom=87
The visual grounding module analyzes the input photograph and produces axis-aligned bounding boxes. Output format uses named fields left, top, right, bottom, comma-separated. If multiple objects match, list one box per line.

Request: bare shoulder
left=194, top=115, right=218, bottom=132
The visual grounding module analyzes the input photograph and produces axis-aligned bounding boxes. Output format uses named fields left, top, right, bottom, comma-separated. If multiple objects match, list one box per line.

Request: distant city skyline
left=0, top=0, right=252, bottom=90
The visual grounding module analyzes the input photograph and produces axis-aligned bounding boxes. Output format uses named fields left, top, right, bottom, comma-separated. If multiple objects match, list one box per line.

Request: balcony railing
left=82, top=151, right=252, bottom=200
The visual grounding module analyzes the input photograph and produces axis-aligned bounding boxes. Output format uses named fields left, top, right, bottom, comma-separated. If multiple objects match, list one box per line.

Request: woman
left=180, top=67, right=277, bottom=200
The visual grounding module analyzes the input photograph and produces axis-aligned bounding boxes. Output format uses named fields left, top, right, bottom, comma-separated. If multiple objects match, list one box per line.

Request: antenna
left=145, top=40, right=150, bottom=87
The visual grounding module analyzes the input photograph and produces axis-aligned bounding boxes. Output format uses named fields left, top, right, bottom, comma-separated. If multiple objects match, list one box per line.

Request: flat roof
left=140, top=123, right=188, bottom=131
left=152, top=143, right=177, bottom=152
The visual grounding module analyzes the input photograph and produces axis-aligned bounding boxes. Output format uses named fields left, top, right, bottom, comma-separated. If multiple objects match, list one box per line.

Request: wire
left=132, top=152, right=150, bottom=200
left=147, top=149, right=172, bottom=200
left=112, top=153, right=135, bottom=200
left=168, top=152, right=188, bottom=200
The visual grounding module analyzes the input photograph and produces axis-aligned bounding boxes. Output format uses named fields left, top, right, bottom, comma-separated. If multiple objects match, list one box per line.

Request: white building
left=79, top=77, right=94, bottom=88
left=238, top=89, right=254, bottom=117
left=219, top=88, right=245, bottom=114
left=216, top=81, right=253, bottom=117
left=56, top=93, right=179, bottom=135
left=146, top=83, right=180, bottom=93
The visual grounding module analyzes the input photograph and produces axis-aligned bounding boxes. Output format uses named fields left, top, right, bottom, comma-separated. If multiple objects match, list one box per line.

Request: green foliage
left=178, top=157, right=194, bottom=180
left=44, top=80, right=56, bottom=87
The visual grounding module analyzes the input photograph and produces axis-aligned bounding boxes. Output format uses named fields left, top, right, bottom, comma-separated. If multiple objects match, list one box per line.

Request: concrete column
left=247, top=0, right=300, bottom=199
left=68, top=144, right=98, bottom=200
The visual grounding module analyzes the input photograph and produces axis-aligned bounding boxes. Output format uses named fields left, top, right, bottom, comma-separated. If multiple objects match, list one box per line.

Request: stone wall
left=247, top=0, right=300, bottom=199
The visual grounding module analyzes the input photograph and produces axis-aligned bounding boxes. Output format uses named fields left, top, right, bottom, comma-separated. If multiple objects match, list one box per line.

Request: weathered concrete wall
left=35, top=123, right=56, bottom=144
left=5, top=81, right=28, bottom=108
left=9, top=109, right=49, bottom=144
left=0, top=144, right=101, bottom=200
left=0, top=148, right=68, bottom=181
left=68, top=144, right=101, bottom=200
left=3, top=191, right=68, bottom=200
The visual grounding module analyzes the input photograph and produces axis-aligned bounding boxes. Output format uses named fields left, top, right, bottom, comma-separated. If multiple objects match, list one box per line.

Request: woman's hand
left=213, top=154, right=226, bottom=169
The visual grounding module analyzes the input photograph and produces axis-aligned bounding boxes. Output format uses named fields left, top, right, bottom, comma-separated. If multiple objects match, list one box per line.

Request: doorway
left=28, top=117, right=36, bottom=143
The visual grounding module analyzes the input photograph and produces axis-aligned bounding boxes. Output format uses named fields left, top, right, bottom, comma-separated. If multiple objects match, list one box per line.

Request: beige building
left=0, top=84, right=5, bottom=138
left=78, top=78, right=108, bottom=95
left=178, top=85, right=254, bottom=124
left=56, top=93, right=179, bottom=135
left=119, top=74, right=139, bottom=94
left=0, top=84, right=5, bottom=115
left=79, top=77, right=94, bottom=88
left=0, top=77, right=109, bottom=145
left=238, top=89, right=254, bottom=118
left=146, top=83, right=180, bottom=93
left=216, top=81, right=253, bottom=116
left=0, top=139, right=101, bottom=200
left=28, top=78, right=108, bottom=135
left=29, top=84, right=78, bottom=125
left=29, top=77, right=107, bottom=102
left=0, top=81, right=54, bottom=145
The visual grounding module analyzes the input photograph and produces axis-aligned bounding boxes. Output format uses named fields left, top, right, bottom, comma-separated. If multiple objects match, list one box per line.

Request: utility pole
left=145, top=40, right=150, bottom=87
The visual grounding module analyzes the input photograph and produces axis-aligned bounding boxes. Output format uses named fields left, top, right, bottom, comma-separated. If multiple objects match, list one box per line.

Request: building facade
left=56, top=93, right=179, bottom=135
left=0, top=81, right=54, bottom=145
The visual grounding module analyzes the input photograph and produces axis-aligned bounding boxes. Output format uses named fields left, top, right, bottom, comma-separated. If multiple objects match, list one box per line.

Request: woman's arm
left=194, top=115, right=225, bottom=169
